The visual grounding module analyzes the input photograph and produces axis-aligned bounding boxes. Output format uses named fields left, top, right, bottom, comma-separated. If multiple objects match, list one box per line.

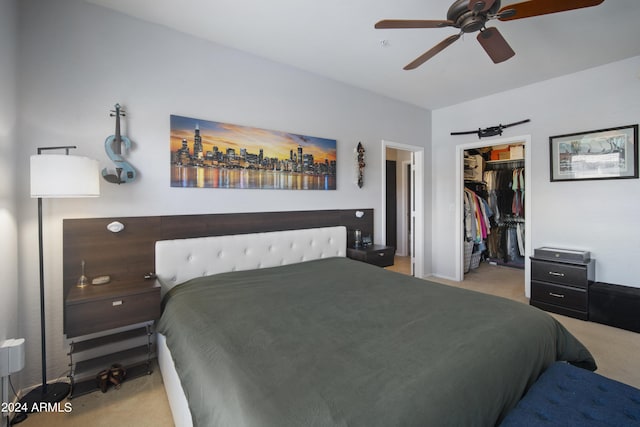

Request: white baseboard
left=426, top=274, right=459, bottom=282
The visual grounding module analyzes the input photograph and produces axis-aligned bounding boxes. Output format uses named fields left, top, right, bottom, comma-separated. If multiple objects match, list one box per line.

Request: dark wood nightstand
left=347, top=245, right=395, bottom=267
left=530, top=257, right=595, bottom=320
left=65, top=279, right=160, bottom=398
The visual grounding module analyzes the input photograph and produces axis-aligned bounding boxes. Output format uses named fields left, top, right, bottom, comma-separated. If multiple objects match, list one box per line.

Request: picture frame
left=549, top=124, right=638, bottom=182
left=169, top=115, right=337, bottom=190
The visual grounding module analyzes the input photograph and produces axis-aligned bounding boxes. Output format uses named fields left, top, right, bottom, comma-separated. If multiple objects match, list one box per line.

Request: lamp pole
left=20, top=145, right=86, bottom=409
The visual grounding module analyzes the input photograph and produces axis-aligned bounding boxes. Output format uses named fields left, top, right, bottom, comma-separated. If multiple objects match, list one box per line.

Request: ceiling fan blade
left=375, top=19, right=454, bottom=29
left=498, top=0, right=604, bottom=21
left=477, top=27, right=515, bottom=63
left=404, top=34, right=461, bottom=70
left=468, top=0, right=497, bottom=13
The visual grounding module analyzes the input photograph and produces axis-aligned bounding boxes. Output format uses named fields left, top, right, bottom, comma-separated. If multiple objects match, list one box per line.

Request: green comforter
left=157, top=257, right=595, bottom=427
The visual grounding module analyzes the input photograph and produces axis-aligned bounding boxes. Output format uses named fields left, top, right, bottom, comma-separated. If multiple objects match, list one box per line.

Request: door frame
left=455, top=134, right=532, bottom=297
left=381, top=140, right=424, bottom=278
left=400, top=159, right=412, bottom=257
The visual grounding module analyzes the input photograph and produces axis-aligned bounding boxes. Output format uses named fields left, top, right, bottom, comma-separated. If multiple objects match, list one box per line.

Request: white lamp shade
left=30, top=154, right=100, bottom=198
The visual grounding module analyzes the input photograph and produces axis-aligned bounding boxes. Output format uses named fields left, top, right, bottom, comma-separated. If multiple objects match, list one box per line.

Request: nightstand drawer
left=66, top=289, right=160, bottom=337
left=531, top=281, right=588, bottom=312
left=347, top=245, right=395, bottom=267
left=531, top=260, right=589, bottom=288
left=367, top=247, right=395, bottom=267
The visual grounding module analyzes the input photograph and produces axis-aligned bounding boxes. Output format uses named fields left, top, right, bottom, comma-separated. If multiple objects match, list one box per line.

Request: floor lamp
left=21, top=146, right=100, bottom=407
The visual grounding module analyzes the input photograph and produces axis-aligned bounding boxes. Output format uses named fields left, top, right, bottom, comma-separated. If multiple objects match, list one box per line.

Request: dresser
left=530, top=257, right=595, bottom=320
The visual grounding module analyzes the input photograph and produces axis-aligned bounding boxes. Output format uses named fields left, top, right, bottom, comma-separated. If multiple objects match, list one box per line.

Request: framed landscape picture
left=170, top=115, right=337, bottom=190
left=550, top=124, right=638, bottom=182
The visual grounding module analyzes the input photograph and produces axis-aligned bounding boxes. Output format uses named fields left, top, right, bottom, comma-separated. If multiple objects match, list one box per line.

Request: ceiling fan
left=375, top=0, right=605, bottom=70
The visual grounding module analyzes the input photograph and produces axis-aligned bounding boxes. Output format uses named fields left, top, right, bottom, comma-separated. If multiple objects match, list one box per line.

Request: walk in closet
left=463, top=143, right=525, bottom=274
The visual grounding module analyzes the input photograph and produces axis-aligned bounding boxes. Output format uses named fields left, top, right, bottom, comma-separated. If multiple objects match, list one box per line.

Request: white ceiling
left=85, top=0, right=640, bottom=110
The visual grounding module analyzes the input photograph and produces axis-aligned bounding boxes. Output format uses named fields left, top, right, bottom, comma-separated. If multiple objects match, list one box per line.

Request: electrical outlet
left=0, top=339, right=25, bottom=376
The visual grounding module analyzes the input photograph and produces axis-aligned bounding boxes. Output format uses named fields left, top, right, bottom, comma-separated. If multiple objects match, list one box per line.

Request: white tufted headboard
left=155, top=226, right=346, bottom=294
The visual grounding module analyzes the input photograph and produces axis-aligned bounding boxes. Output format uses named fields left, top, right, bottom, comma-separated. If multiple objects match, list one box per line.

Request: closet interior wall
left=463, top=144, right=525, bottom=274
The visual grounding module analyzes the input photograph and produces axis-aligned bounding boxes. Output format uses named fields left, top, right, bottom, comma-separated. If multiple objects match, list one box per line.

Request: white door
left=382, top=141, right=424, bottom=278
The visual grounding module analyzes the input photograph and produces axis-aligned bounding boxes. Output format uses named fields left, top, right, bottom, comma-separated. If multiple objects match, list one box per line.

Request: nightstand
left=347, top=244, right=395, bottom=267
left=530, top=257, right=595, bottom=320
left=65, top=279, right=160, bottom=398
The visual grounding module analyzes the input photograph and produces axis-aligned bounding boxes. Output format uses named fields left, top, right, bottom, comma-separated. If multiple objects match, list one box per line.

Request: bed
left=154, top=226, right=596, bottom=427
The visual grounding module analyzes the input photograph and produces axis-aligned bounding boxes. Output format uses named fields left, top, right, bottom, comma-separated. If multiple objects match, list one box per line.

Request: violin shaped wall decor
left=102, top=103, right=136, bottom=184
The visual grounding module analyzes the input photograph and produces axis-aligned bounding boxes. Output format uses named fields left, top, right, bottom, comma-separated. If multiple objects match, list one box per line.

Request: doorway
left=382, top=140, right=424, bottom=278
left=455, top=135, right=532, bottom=297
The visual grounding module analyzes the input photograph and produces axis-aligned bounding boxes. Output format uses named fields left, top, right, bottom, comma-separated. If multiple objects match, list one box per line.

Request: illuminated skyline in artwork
left=169, top=115, right=337, bottom=190
left=170, top=115, right=336, bottom=163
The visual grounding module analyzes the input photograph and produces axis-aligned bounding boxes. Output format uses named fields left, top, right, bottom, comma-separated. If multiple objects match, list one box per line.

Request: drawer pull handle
left=112, top=300, right=123, bottom=306
left=549, top=292, right=565, bottom=298
left=378, top=253, right=385, bottom=256
left=548, top=271, right=565, bottom=277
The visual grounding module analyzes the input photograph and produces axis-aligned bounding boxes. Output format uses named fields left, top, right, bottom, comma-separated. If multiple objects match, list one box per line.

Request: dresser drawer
left=66, top=289, right=160, bottom=337
left=530, top=300, right=588, bottom=320
left=531, top=259, right=590, bottom=288
left=531, top=281, right=588, bottom=312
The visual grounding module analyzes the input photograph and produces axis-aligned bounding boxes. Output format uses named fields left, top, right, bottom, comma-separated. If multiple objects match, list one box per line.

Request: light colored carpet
left=16, top=363, right=173, bottom=427
left=428, top=261, right=640, bottom=390
left=15, top=258, right=640, bottom=426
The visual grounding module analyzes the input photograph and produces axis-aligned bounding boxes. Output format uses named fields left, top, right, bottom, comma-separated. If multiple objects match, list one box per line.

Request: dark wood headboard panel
left=63, top=209, right=374, bottom=299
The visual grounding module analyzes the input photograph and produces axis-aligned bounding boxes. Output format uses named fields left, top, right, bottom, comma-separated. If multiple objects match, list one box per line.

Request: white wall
left=0, top=0, right=19, bottom=344
left=15, top=0, right=431, bottom=389
left=432, top=56, right=640, bottom=290
left=0, top=0, right=18, bottom=415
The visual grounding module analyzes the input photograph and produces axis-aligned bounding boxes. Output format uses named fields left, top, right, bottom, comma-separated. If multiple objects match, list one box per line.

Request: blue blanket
left=501, top=361, right=640, bottom=426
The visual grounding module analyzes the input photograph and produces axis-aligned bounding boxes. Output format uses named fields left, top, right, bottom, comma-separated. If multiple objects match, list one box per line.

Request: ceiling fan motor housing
left=448, top=0, right=501, bottom=33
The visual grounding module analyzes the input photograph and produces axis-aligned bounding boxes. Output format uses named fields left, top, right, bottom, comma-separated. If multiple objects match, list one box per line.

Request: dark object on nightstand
left=533, top=247, right=591, bottom=264
left=589, top=282, right=640, bottom=333
left=347, top=245, right=395, bottom=267
left=530, top=257, right=595, bottom=320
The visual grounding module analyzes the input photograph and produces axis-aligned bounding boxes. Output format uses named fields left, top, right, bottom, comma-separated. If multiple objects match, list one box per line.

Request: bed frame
left=62, top=210, right=371, bottom=423
left=155, top=226, right=348, bottom=427
left=63, top=209, right=372, bottom=307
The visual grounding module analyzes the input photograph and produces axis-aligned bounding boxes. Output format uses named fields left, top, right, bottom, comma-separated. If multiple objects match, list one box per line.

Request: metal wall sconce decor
left=356, top=142, right=365, bottom=188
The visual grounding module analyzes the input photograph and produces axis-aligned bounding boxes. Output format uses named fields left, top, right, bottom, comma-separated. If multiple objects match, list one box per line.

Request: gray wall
left=0, top=0, right=19, bottom=353
left=0, top=0, right=18, bottom=413
left=14, top=0, right=431, bottom=389
left=431, top=56, right=640, bottom=291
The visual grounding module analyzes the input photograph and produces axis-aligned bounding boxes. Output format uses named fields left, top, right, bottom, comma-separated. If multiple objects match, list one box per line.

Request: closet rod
left=485, top=159, right=524, bottom=170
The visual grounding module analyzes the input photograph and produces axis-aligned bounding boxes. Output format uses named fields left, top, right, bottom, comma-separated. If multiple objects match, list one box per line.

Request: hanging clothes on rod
left=483, top=167, right=525, bottom=221
left=463, top=187, right=493, bottom=247
left=483, top=162, right=525, bottom=268
left=511, top=167, right=525, bottom=217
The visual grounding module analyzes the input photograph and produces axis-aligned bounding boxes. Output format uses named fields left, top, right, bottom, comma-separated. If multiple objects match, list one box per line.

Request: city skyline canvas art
left=170, top=115, right=337, bottom=190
